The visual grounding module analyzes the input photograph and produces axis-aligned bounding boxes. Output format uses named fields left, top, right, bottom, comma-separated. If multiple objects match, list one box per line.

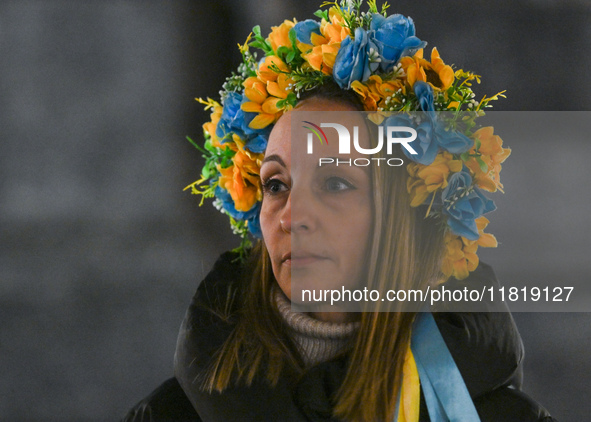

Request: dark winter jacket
left=122, top=252, right=556, bottom=422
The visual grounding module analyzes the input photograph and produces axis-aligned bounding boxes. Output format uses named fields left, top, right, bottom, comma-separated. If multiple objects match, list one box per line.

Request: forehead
left=265, top=110, right=292, bottom=162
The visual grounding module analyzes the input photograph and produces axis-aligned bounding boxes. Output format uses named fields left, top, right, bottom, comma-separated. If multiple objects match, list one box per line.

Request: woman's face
left=259, top=98, right=373, bottom=311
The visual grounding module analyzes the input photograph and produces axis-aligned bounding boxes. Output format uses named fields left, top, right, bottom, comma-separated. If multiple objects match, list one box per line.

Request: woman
left=123, top=2, right=555, bottom=421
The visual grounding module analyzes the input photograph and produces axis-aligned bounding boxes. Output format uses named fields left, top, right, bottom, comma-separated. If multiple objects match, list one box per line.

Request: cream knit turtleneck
left=274, top=287, right=360, bottom=366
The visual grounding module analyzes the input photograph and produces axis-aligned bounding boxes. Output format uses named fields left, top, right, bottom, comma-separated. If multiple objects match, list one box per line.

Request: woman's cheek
left=260, top=200, right=279, bottom=240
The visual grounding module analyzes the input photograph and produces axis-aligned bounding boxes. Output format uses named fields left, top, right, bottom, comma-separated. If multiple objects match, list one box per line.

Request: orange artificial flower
left=242, top=76, right=277, bottom=129
left=201, top=100, right=223, bottom=148
left=297, top=7, right=350, bottom=75
left=243, top=77, right=268, bottom=104
left=401, top=48, right=454, bottom=91
left=466, top=127, right=511, bottom=192
left=429, top=48, right=454, bottom=90
left=303, top=43, right=341, bottom=74
left=351, top=80, right=380, bottom=111
left=351, top=75, right=403, bottom=111
left=266, top=73, right=293, bottom=100
left=242, top=72, right=293, bottom=130
left=406, top=152, right=463, bottom=207
left=217, top=134, right=263, bottom=212
left=257, top=56, right=289, bottom=83
left=441, top=216, right=497, bottom=280
left=268, top=19, right=296, bottom=53
left=322, top=7, right=350, bottom=42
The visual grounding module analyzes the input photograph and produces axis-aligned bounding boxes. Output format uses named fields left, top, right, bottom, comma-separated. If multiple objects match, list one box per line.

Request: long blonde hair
left=203, top=89, right=446, bottom=421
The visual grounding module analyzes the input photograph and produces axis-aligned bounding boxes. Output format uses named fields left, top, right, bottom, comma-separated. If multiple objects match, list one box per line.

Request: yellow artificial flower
left=243, top=77, right=268, bottom=104
left=351, top=80, right=380, bottom=111
left=474, top=216, right=498, bottom=248
left=217, top=134, right=263, bottom=212
left=297, top=7, right=350, bottom=75
left=241, top=76, right=277, bottom=128
left=242, top=72, right=293, bottom=130
left=266, top=73, right=293, bottom=100
left=441, top=216, right=497, bottom=280
left=429, top=48, right=454, bottom=90
left=351, top=75, right=403, bottom=111
left=406, top=152, right=463, bottom=207
left=268, top=19, right=296, bottom=53
left=370, top=76, right=403, bottom=100
left=257, top=56, right=289, bottom=83
left=466, top=127, right=511, bottom=192
left=303, top=43, right=341, bottom=74
left=198, top=98, right=223, bottom=148
left=324, top=7, right=350, bottom=40
left=400, top=48, right=454, bottom=91
left=441, top=232, right=478, bottom=280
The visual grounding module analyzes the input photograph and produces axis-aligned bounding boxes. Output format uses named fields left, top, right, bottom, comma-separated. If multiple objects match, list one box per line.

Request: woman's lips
left=282, top=252, right=327, bottom=266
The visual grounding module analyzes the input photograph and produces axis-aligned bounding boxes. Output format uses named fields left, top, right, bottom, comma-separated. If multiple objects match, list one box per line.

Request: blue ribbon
left=408, top=312, right=481, bottom=422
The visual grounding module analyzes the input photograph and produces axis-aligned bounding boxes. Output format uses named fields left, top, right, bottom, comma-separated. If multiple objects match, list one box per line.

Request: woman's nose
left=279, top=195, right=291, bottom=233
left=283, top=188, right=317, bottom=234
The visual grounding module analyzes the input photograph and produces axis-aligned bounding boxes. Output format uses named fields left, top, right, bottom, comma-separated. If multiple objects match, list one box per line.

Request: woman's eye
left=261, top=179, right=287, bottom=195
left=324, top=177, right=354, bottom=192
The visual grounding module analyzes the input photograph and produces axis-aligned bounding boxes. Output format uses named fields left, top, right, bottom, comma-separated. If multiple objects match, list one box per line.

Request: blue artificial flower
left=369, top=13, right=426, bottom=73
left=383, top=114, right=439, bottom=165
left=441, top=171, right=496, bottom=240
left=247, top=214, right=263, bottom=239
left=383, top=84, right=473, bottom=165
left=239, top=104, right=263, bottom=137
left=293, top=20, right=322, bottom=45
left=245, top=133, right=268, bottom=153
left=385, top=115, right=472, bottom=165
left=216, top=92, right=271, bottom=152
left=215, top=186, right=260, bottom=221
left=333, top=28, right=377, bottom=89
left=432, top=123, right=473, bottom=155
left=413, top=81, right=435, bottom=120
left=216, top=92, right=247, bottom=140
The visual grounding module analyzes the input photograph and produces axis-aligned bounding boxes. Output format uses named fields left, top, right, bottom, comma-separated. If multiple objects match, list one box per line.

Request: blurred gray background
left=1, top=0, right=590, bottom=420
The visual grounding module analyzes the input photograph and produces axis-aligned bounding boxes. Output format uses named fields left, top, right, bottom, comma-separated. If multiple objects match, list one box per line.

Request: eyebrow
left=261, top=154, right=286, bottom=167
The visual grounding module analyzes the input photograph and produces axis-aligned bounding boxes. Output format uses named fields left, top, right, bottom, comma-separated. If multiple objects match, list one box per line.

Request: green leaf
left=204, top=138, right=215, bottom=153
left=187, top=135, right=208, bottom=154
left=277, top=45, right=289, bottom=58
left=474, top=138, right=481, bottom=151
left=314, top=9, right=329, bottom=20
left=476, top=156, right=488, bottom=172
left=286, top=92, right=298, bottom=106
left=289, top=28, right=298, bottom=46
left=250, top=41, right=265, bottom=50
left=286, top=50, right=295, bottom=63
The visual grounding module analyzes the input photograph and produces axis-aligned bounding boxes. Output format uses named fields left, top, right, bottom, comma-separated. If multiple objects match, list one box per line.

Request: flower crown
left=187, top=0, right=510, bottom=280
